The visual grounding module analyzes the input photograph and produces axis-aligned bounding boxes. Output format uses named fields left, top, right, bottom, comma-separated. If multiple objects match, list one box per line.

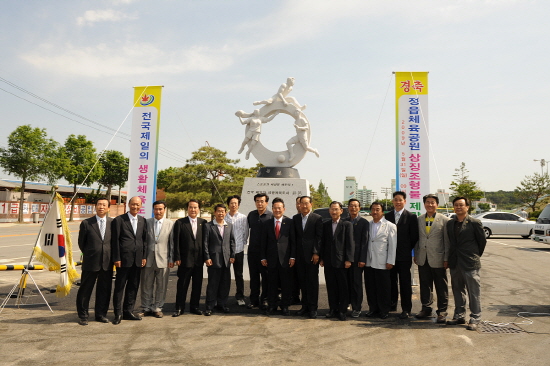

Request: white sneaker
left=237, top=299, right=246, bottom=306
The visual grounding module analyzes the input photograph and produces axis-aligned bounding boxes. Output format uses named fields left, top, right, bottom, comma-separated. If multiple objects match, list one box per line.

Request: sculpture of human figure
left=253, top=77, right=307, bottom=110
left=286, top=110, right=319, bottom=162
left=236, top=109, right=279, bottom=160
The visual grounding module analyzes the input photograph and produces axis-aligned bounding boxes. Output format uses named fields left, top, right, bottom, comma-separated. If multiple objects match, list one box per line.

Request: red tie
left=275, top=220, right=280, bottom=239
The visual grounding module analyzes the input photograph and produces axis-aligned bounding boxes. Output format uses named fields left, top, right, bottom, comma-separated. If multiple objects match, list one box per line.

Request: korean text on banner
left=394, top=72, right=429, bottom=216
left=33, top=193, right=79, bottom=297
left=128, top=86, right=163, bottom=218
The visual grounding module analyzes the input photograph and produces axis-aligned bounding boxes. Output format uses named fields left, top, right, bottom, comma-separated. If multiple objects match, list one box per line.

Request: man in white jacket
left=364, top=202, right=397, bottom=319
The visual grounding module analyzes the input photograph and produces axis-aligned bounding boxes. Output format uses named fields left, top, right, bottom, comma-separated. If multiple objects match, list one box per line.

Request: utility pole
left=381, top=187, right=392, bottom=211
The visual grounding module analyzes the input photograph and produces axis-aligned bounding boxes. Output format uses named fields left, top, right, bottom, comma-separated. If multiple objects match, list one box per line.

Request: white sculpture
left=236, top=77, right=319, bottom=167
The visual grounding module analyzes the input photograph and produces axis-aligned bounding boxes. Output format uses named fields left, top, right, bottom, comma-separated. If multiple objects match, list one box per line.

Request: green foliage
left=0, top=125, right=62, bottom=222
left=477, top=202, right=491, bottom=212
left=514, top=172, right=550, bottom=212
left=160, top=146, right=257, bottom=211
left=61, top=135, right=103, bottom=220
left=98, top=150, right=128, bottom=201
left=484, top=190, right=522, bottom=210
left=449, top=162, right=483, bottom=213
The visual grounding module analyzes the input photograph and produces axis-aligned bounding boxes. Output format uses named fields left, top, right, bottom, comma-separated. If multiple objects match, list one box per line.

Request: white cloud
left=76, top=9, right=137, bottom=26
left=20, top=42, right=233, bottom=77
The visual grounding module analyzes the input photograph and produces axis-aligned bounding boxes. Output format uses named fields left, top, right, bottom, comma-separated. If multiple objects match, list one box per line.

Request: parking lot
left=1, top=222, right=550, bottom=365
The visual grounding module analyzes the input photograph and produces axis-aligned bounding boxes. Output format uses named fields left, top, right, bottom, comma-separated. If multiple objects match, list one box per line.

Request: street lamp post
left=381, top=187, right=392, bottom=211
left=533, top=159, right=548, bottom=176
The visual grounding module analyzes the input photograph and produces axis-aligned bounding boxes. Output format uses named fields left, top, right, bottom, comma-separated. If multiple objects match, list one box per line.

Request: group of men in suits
left=77, top=191, right=486, bottom=330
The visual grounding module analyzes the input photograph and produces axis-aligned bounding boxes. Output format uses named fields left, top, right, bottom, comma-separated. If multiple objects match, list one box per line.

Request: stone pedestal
left=239, top=174, right=310, bottom=216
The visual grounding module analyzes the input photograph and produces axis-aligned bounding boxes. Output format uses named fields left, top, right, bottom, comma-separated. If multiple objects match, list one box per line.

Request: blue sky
left=1, top=0, right=549, bottom=202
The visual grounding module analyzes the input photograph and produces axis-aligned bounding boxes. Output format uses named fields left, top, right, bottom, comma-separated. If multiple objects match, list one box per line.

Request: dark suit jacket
left=292, top=212, right=323, bottom=260
left=173, top=216, right=206, bottom=268
left=385, top=209, right=419, bottom=261
left=111, top=213, right=148, bottom=267
left=261, top=216, right=295, bottom=268
left=446, top=215, right=487, bottom=271
left=203, top=220, right=236, bottom=268
left=345, top=216, right=369, bottom=264
left=78, top=215, right=113, bottom=271
left=321, top=219, right=354, bottom=268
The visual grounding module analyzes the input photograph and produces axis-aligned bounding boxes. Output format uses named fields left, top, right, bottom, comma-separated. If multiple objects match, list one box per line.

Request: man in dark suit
left=111, top=196, right=148, bottom=325
left=346, top=199, right=369, bottom=318
left=172, top=199, right=206, bottom=316
left=260, top=197, right=295, bottom=316
left=320, top=201, right=354, bottom=321
left=246, top=193, right=272, bottom=310
left=385, top=191, right=419, bottom=319
left=445, top=196, right=486, bottom=331
left=203, top=204, right=236, bottom=316
left=293, top=196, right=323, bottom=319
left=76, top=197, right=113, bottom=325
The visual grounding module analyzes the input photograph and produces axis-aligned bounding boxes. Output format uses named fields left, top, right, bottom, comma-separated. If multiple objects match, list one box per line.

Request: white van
left=532, top=204, right=550, bottom=244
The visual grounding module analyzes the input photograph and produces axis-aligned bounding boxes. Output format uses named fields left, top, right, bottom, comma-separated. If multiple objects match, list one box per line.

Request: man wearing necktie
left=140, top=200, right=174, bottom=318
left=384, top=191, right=419, bottom=319
left=203, top=204, right=235, bottom=315
left=172, top=199, right=206, bottom=316
left=76, top=197, right=113, bottom=325
left=260, top=197, right=295, bottom=316
left=111, top=196, right=148, bottom=325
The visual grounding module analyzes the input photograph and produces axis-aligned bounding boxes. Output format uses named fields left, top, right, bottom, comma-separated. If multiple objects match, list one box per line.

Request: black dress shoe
left=190, top=308, right=203, bottom=316
left=204, top=309, right=212, bottom=316
left=172, top=309, right=183, bottom=317
left=365, top=310, right=379, bottom=318
left=325, top=310, right=337, bottom=318
left=221, top=306, right=230, bottom=313
left=296, top=307, right=308, bottom=316
left=95, top=316, right=109, bottom=323
left=281, top=307, right=290, bottom=316
left=78, top=318, right=88, bottom=326
left=112, top=315, right=122, bottom=325
left=446, top=318, right=466, bottom=325
left=379, top=313, right=390, bottom=319
left=309, top=311, right=317, bottom=319
left=123, top=312, right=142, bottom=321
left=260, top=301, right=268, bottom=311
left=338, top=312, right=347, bottom=321
left=247, top=303, right=259, bottom=309
left=399, top=311, right=410, bottom=319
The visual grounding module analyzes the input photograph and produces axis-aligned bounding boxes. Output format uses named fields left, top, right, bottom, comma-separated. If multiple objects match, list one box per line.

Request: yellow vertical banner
left=394, top=72, right=429, bottom=216
left=128, top=86, right=163, bottom=218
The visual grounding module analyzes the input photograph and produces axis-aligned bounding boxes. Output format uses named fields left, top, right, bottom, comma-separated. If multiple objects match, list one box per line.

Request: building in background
left=356, top=186, right=374, bottom=207
left=344, top=176, right=357, bottom=202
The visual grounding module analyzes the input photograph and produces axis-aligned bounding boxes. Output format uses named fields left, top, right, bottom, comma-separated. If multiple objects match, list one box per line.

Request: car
left=473, top=212, right=534, bottom=239
left=532, top=204, right=550, bottom=244
left=313, top=207, right=350, bottom=222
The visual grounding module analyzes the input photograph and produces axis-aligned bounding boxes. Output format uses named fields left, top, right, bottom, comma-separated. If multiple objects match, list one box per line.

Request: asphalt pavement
left=1, top=223, right=550, bottom=365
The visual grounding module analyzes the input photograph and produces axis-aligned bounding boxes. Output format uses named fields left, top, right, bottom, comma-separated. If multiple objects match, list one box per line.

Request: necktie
left=275, top=220, right=280, bottom=239
left=192, top=219, right=197, bottom=238
left=395, top=212, right=401, bottom=224
left=155, top=220, right=161, bottom=241
left=99, top=218, right=105, bottom=240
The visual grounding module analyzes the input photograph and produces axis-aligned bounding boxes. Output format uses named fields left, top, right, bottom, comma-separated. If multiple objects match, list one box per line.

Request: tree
left=514, top=172, right=550, bottom=212
left=61, top=135, right=103, bottom=221
left=161, top=146, right=257, bottom=211
left=309, top=181, right=332, bottom=209
left=98, top=150, right=129, bottom=202
left=0, top=125, right=62, bottom=222
left=449, top=162, right=483, bottom=212
left=477, top=202, right=491, bottom=212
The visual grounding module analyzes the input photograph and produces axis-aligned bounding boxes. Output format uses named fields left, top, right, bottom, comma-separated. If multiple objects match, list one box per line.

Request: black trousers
left=176, top=264, right=203, bottom=311
left=206, top=263, right=231, bottom=309
left=390, top=259, right=413, bottom=312
left=113, top=265, right=141, bottom=315
left=347, top=264, right=364, bottom=311
left=232, top=251, right=245, bottom=300
left=292, top=265, right=301, bottom=300
left=365, top=266, right=391, bottom=314
left=267, top=261, right=293, bottom=308
left=76, top=268, right=113, bottom=319
left=296, top=254, right=319, bottom=311
left=248, top=251, right=268, bottom=305
left=418, top=261, right=448, bottom=314
left=324, top=266, right=349, bottom=314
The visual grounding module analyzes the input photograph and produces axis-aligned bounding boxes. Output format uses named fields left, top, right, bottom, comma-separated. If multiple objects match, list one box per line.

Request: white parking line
left=489, top=239, right=550, bottom=254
